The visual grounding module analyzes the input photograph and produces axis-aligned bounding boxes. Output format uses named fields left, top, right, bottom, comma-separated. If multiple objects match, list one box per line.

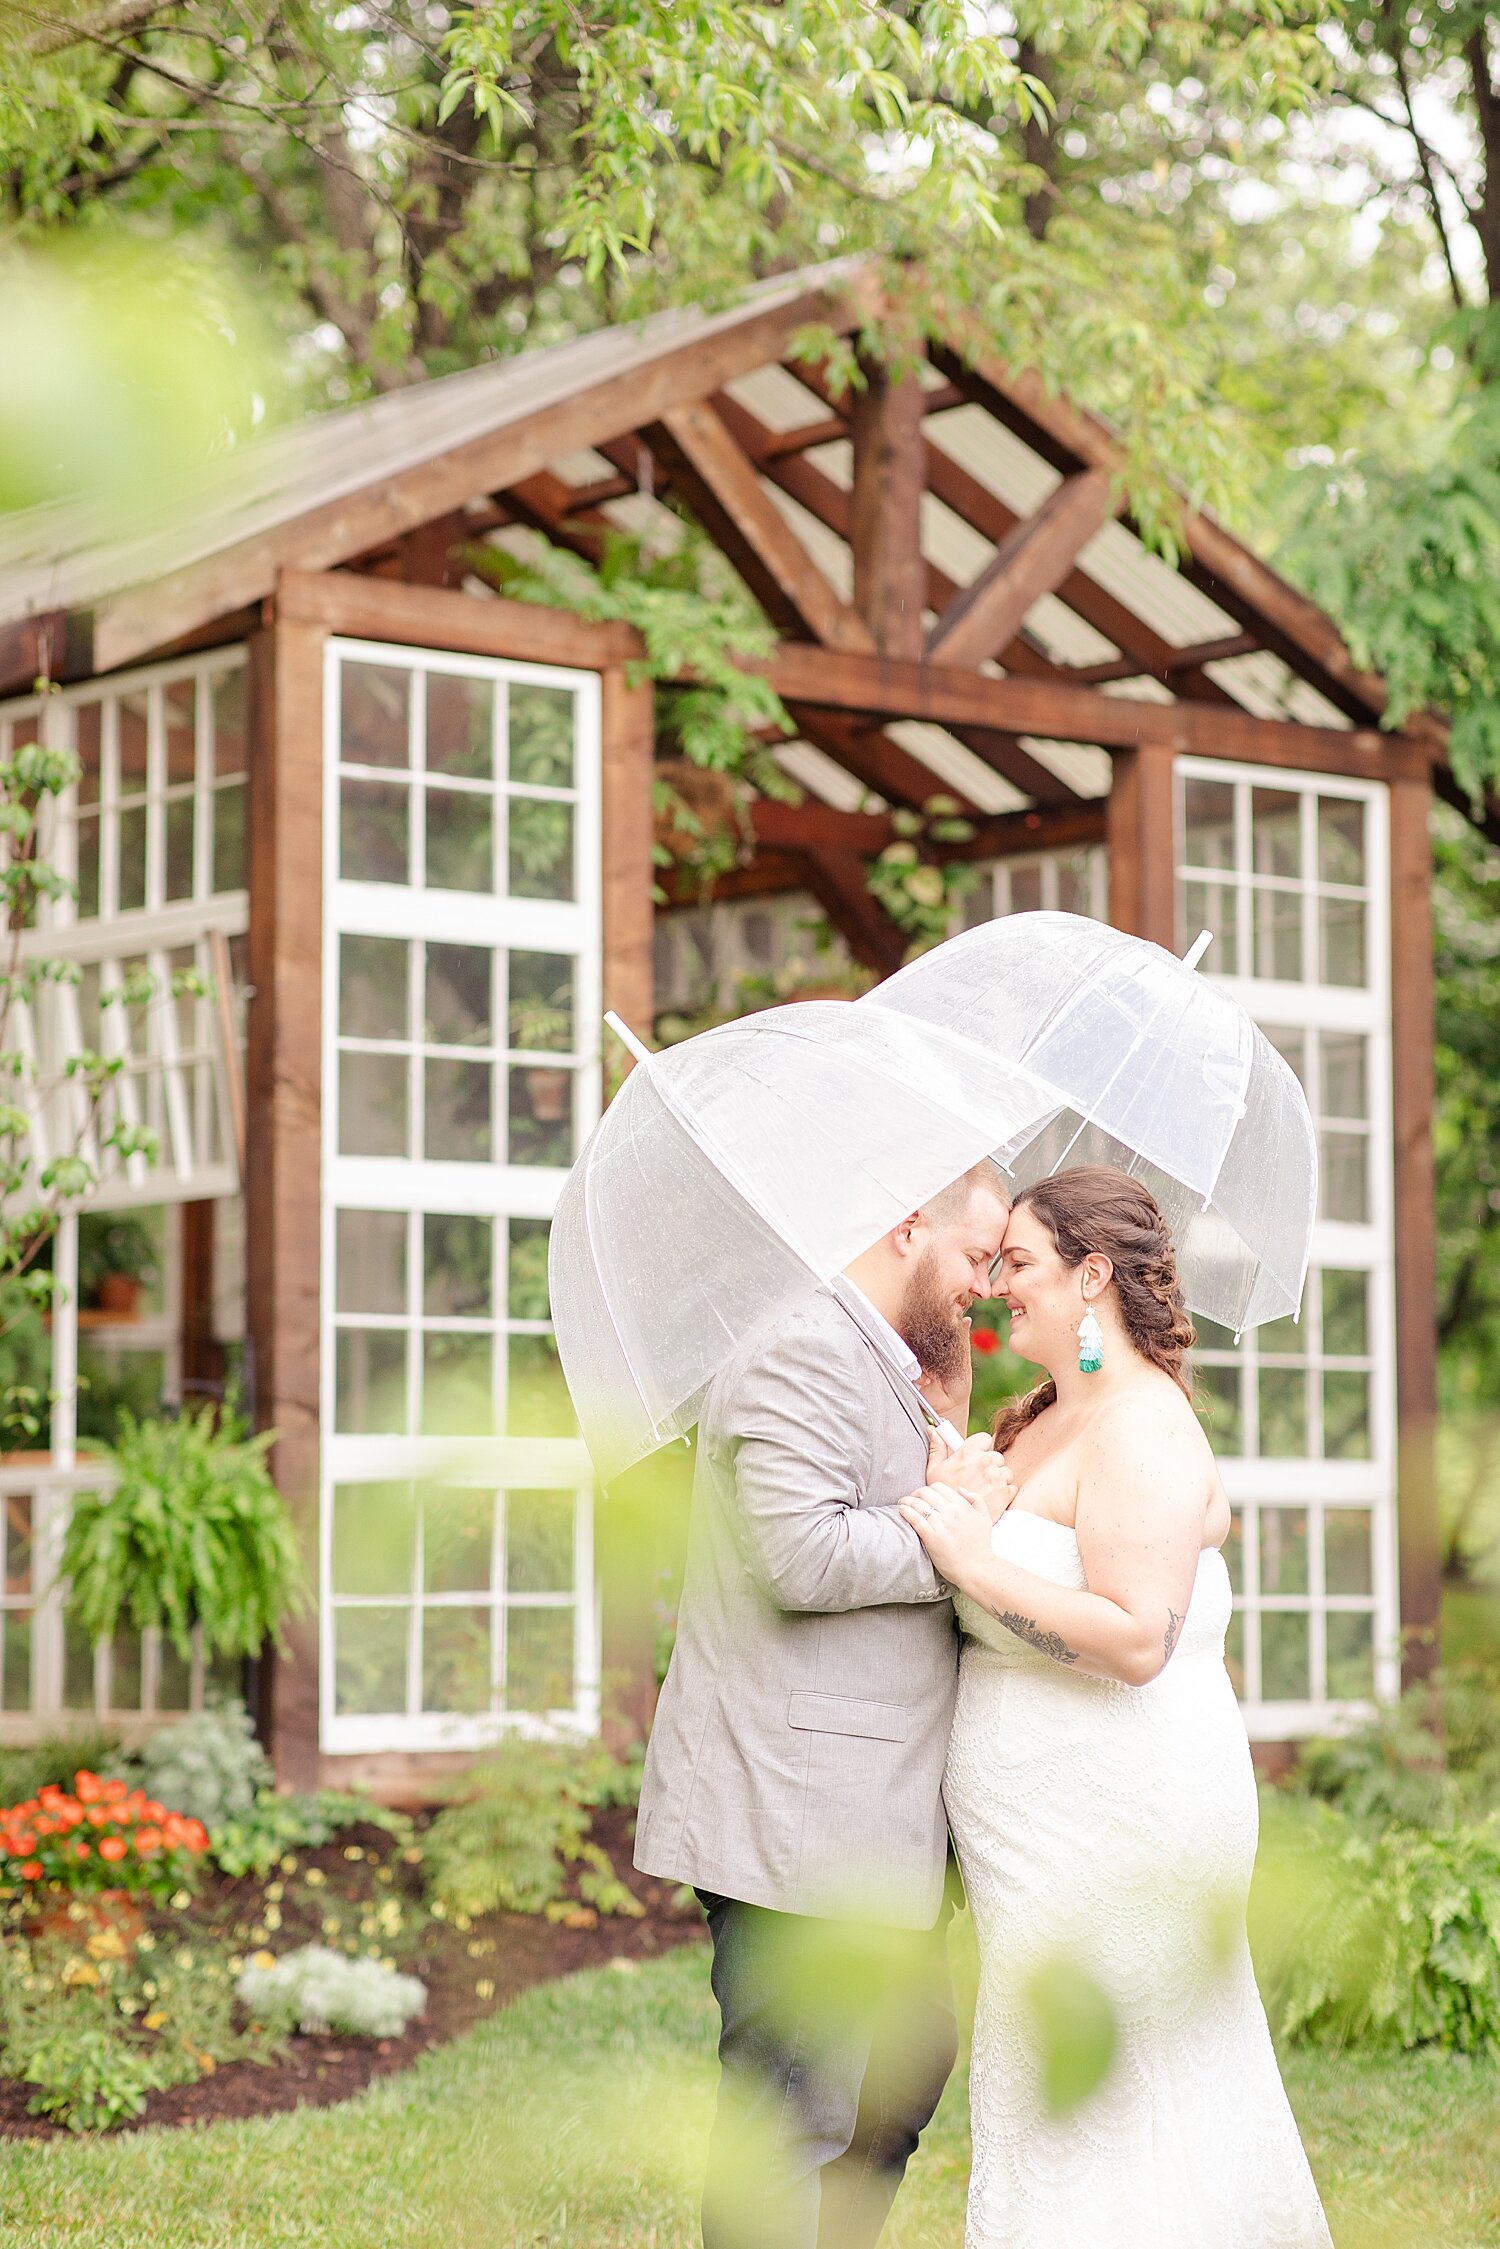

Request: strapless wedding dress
left=945, top=1509, right=1332, bottom=2249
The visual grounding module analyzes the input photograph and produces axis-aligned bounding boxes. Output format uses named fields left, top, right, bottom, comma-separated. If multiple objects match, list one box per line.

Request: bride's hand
left=899, top=1480, right=995, bottom=1591
left=925, top=1432, right=1013, bottom=1524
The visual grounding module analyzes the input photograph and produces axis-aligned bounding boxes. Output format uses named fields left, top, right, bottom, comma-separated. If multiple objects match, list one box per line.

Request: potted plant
left=61, top=1406, right=308, bottom=1670
left=77, top=1215, right=159, bottom=1319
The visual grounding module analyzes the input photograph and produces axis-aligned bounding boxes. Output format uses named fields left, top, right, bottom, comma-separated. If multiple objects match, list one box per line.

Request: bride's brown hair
left=991, top=1167, right=1196, bottom=1452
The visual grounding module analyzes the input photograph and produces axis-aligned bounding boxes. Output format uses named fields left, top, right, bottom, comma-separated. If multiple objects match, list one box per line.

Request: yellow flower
left=475, top=1979, right=495, bottom=2000
left=252, top=1949, right=276, bottom=1970
left=142, top=2009, right=168, bottom=2031
left=304, top=1867, right=326, bottom=1888
left=60, top=1959, right=99, bottom=1987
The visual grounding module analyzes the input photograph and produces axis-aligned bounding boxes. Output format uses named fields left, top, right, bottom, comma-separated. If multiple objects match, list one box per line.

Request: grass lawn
left=2, top=1938, right=1498, bottom=2249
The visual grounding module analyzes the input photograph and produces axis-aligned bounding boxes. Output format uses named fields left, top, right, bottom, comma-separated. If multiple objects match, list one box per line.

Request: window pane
left=2, top=1611, right=31, bottom=1710
left=1260, top=1611, right=1310, bottom=1701
left=336, top=1208, right=407, bottom=1316
left=424, top=1213, right=493, bottom=1317
left=426, top=942, right=492, bottom=1048
left=1260, top=1507, right=1309, bottom=1596
left=508, top=1218, right=552, bottom=1320
left=421, top=1331, right=495, bottom=1435
left=76, top=811, right=100, bottom=917
left=1182, top=777, right=1236, bottom=871
left=507, top=1333, right=575, bottom=1436
left=1222, top=1508, right=1245, bottom=1595
left=1192, top=1361, right=1242, bottom=1455
left=1262, top=1023, right=1307, bottom=1094
left=119, top=689, right=149, bottom=792
left=110, top=1629, right=143, bottom=1712
left=1181, top=878, right=1236, bottom=969
left=156, top=1634, right=192, bottom=1713
left=333, top=1483, right=415, bottom=1598
left=1010, top=865, right=1044, bottom=913
left=426, top=786, right=493, bottom=893
left=1319, top=1129, right=1368, bottom=1225
left=1319, top=895, right=1366, bottom=987
left=63, top=1616, right=97, bottom=1709
left=76, top=701, right=102, bottom=806
left=340, top=932, right=409, bottom=1043
left=508, top=684, right=576, bottom=788
left=214, top=781, right=246, bottom=892
left=1325, top=1509, right=1373, bottom=1598
left=1057, top=855, right=1095, bottom=916
left=4, top=1491, right=33, bottom=1597
left=1318, top=798, right=1365, bottom=887
left=1320, top=1032, right=1368, bottom=1120
left=335, top=1328, right=409, bottom=1434
left=1258, top=1369, right=1308, bottom=1458
left=509, top=1065, right=573, bottom=1166
left=1322, top=1269, right=1369, bottom=1357
left=509, top=952, right=574, bottom=1053
left=1223, top=1609, right=1245, bottom=1698
left=1259, top=1309, right=1307, bottom=1361
left=341, top=777, right=409, bottom=884
left=164, top=678, right=196, bottom=786
left=505, top=1606, right=574, bottom=1713
left=1325, top=1611, right=1375, bottom=1700
left=338, top=1050, right=408, bottom=1158
left=335, top=1606, right=409, bottom=1715
left=426, top=673, right=493, bottom=781
left=423, top=1488, right=493, bottom=1594
left=1252, top=788, right=1302, bottom=880
left=118, top=801, right=147, bottom=911
left=425, top=1057, right=492, bottom=1162
left=1323, top=1372, right=1372, bottom=1460
left=1251, top=885, right=1301, bottom=982
left=508, top=798, right=574, bottom=901
left=212, top=668, right=248, bottom=778
left=506, top=1491, right=575, bottom=1593
left=342, top=663, right=410, bottom=768
left=165, top=793, right=195, bottom=902
left=422, top=1607, right=492, bottom=1713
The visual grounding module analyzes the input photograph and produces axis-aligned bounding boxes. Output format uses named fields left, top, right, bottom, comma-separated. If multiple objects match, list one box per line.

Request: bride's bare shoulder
left=1078, top=1376, right=1211, bottom=1469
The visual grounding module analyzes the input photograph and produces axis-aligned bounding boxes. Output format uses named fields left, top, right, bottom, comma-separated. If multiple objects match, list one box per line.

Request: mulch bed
left=0, top=1805, right=707, bottom=2140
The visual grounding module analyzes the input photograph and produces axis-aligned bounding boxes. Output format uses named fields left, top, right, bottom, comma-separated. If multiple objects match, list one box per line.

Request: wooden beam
left=749, top=793, right=1107, bottom=863
left=764, top=642, right=1429, bottom=780
left=1065, top=633, right=1257, bottom=687
left=849, top=361, right=927, bottom=658
left=600, top=671, right=656, bottom=1066
left=785, top=701, right=979, bottom=815
left=650, top=402, right=875, bottom=653
left=275, top=569, right=642, bottom=668
left=926, top=469, right=1116, bottom=670
left=0, top=608, right=92, bottom=696
left=1105, top=742, right=1176, bottom=946
left=799, top=847, right=907, bottom=976
left=245, top=617, right=324, bottom=1791
left=658, top=850, right=811, bottom=907
left=761, top=416, right=849, bottom=459
left=90, top=279, right=860, bottom=675
left=945, top=722, right=1092, bottom=809
left=1389, top=776, right=1441, bottom=1681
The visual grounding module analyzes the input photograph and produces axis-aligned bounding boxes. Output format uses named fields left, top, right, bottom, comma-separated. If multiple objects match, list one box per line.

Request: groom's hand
left=926, top=1432, right=1013, bottom=1523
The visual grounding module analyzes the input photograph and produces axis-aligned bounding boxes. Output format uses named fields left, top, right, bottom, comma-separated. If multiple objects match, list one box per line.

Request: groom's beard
left=896, top=1246, right=970, bottom=1392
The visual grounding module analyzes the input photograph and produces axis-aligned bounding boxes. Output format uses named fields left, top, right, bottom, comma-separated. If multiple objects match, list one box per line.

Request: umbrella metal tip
left=1182, top=930, right=1214, bottom=972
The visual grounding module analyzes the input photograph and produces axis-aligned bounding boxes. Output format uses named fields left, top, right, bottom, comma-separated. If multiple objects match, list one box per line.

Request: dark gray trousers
left=697, top=1890, right=958, bottom=2249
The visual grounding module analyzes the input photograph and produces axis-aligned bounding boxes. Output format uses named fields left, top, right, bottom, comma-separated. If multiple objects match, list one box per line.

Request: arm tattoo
left=1164, top=1609, right=1182, bottom=1665
left=994, top=1609, right=1080, bottom=1666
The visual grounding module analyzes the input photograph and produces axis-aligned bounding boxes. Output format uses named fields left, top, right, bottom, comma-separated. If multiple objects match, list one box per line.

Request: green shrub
left=208, top=1788, right=410, bottom=1880
left=1292, top=1660, right=1500, bottom=1830
left=138, top=1701, right=272, bottom=1831
left=0, top=1727, right=127, bottom=1806
left=10, top=2017, right=173, bottom=2132
left=1253, top=1790, right=1500, bottom=2056
left=423, top=1736, right=644, bottom=1921
left=235, top=1946, right=425, bottom=2038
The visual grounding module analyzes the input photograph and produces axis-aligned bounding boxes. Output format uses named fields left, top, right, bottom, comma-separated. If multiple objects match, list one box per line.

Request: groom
left=634, top=1161, right=1012, bottom=2249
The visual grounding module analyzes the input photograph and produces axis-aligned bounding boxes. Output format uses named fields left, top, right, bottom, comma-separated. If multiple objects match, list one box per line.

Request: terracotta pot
left=95, top=1273, right=142, bottom=1317
left=525, top=1067, right=571, bottom=1123
left=36, top=1887, right=146, bottom=1960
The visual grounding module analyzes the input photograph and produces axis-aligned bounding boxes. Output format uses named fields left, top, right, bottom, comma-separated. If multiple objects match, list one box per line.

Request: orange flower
left=103, top=1777, right=127, bottom=1803
left=134, top=1828, right=162, bottom=1857
left=75, top=1770, right=103, bottom=1804
left=73, top=1838, right=92, bottom=1860
left=86, top=1804, right=110, bottom=1828
left=11, top=1831, right=34, bottom=1853
left=183, top=1819, right=210, bottom=1853
left=98, top=1835, right=127, bottom=1863
left=18, top=1860, right=40, bottom=1881
left=143, top=1801, right=165, bottom=1823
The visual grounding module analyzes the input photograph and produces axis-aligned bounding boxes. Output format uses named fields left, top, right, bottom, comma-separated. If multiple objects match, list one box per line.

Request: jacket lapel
left=827, top=1281, right=939, bottom=1447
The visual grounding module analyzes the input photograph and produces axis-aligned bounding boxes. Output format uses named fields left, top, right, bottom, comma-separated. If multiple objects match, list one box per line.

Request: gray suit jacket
left=633, top=1286, right=959, bottom=1929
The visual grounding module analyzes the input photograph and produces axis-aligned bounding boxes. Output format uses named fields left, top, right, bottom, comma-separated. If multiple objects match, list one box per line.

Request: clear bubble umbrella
left=549, top=1001, right=1061, bottom=1483
left=863, top=911, right=1317, bottom=1339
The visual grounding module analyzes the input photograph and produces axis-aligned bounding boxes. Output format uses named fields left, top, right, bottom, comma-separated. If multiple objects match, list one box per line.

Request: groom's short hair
left=922, top=1158, right=1009, bottom=1228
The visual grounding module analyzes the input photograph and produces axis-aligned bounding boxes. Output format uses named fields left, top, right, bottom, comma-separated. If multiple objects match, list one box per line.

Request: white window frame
left=1176, top=756, right=1399, bottom=1737
left=962, top=842, right=1109, bottom=926
left=320, top=636, right=603, bottom=1757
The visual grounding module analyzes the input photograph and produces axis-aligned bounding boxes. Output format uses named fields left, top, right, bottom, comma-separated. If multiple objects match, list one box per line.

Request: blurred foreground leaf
left=1024, top=1954, right=1117, bottom=2116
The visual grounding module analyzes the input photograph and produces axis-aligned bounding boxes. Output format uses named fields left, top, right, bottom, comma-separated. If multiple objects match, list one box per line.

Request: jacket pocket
left=786, top=1690, right=908, bottom=1743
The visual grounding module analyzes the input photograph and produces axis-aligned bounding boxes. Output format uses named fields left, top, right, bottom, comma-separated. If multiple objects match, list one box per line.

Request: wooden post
left=246, top=614, right=325, bottom=1788
left=178, top=1201, right=222, bottom=1403
left=1388, top=776, right=1441, bottom=1678
left=849, top=360, right=927, bottom=660
left=1105, top=743, right=1176, bottom=945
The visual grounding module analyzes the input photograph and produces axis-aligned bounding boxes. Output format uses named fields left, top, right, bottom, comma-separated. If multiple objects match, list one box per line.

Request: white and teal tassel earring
left=1077, top=1305, right=1105, bottom=1374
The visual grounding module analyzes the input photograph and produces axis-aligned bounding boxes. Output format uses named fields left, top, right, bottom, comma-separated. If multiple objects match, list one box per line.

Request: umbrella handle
left=604, top=1010, right=655, bottom=1067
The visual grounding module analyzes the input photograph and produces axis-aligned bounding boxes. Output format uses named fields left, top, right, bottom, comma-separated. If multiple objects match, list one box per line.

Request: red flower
left=86, top=1804, right=110, bottom=1828
left=10, top=1831, right=34, bottom=1854
left=134, top=1828, right=163, bottom=1857
left=970, top=1328, right=1000, bottom=1356
left=103, top=1777, right=127, bottom=1804
left=74, top=1770, right=103, bottom=1805
left=18, top=1861, right=40, bottom=1881
left=98, top=1835, right=128, bottom=1863
left=73, top=1839, right=92, bottom=1860
left=183, top=1819, right=209, bottom=1853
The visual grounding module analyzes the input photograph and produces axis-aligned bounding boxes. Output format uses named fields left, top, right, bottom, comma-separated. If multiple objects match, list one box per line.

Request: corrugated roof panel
left=1018, top=738, right=1113, bottom=796
left=1206, top=651, right=1351, bottom=730
left=1076, top=519, right=1236, bottom=646
left=920, top=494, right=992, bottom=588
left=885, top=721, right=1027, bottom=814
left=925, top=404, right=1059, bottom=515
left=764, top=484, right=855, bottom=598
left=1020, top=593, right=1118, bottom=668
left=804, top=438, right=852, bottom=491
left=775, top=739, right=882, bottom=811
left=722, top=363, right=826, bottom=434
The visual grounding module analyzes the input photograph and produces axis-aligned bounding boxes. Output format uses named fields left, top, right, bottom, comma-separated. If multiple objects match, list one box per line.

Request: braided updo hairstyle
left=991, top=1166, right=1197, bottom=1453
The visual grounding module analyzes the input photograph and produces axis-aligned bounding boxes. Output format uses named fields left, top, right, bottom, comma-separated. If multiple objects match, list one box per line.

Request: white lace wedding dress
left=945, top=1509, right=1332, bottom=2249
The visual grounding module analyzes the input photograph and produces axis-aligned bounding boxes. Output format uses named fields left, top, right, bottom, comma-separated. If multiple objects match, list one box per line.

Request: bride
left=900, top=1165, right=1332, bottom=2249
